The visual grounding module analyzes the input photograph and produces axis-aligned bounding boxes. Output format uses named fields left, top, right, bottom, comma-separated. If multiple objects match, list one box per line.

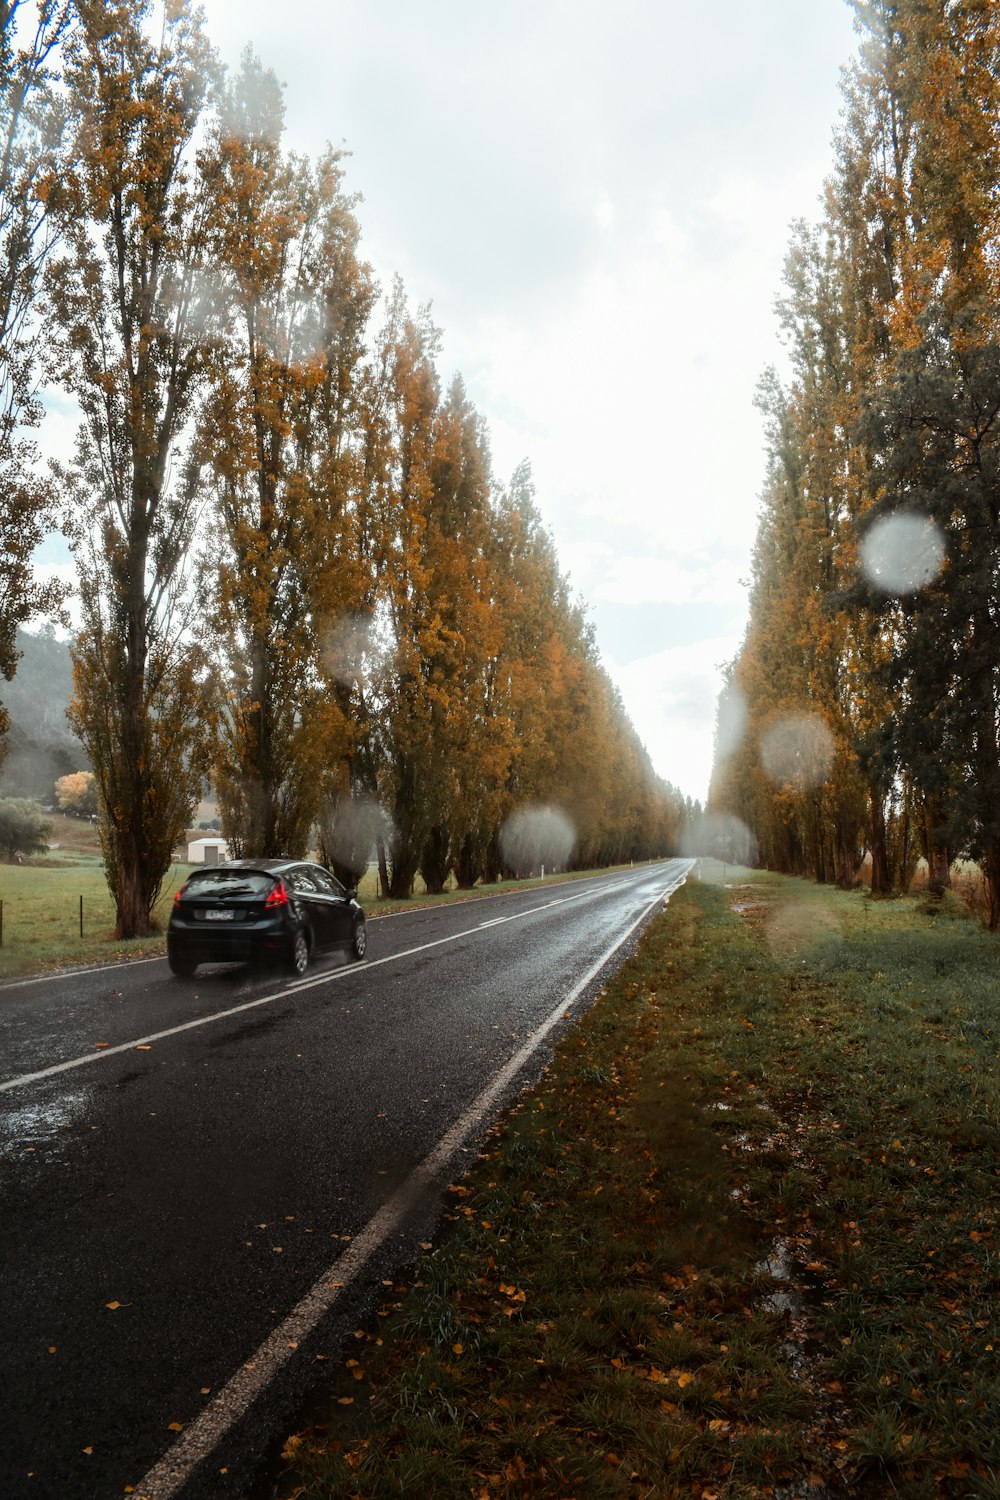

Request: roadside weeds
left=274, top=873, right=1000, bottom=1499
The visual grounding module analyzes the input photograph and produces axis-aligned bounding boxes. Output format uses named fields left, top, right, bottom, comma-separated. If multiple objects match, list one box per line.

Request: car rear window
left=182, top=870, right=276, bottom=898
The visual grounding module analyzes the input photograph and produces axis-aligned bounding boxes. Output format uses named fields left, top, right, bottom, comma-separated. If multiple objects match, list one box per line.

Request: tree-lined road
left=0, top=860, right=691, bottom=1500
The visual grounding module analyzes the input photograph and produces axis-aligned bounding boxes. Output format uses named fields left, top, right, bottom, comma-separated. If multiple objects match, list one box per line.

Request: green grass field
left=0, top=853, right=189, bottom=976
left=276, top=869, right=1000, bottom=1500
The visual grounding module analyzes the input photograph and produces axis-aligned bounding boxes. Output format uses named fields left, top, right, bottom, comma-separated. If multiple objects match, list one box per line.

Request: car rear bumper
left=167, top=917, right=294, bottom=966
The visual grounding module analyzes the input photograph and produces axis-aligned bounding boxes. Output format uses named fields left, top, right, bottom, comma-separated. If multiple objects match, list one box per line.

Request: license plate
left=204, top=908, right=235, bottom=922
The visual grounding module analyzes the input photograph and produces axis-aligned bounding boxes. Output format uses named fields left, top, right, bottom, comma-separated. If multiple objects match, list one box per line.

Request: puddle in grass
left=755, top=1238, right=807, bottom=1318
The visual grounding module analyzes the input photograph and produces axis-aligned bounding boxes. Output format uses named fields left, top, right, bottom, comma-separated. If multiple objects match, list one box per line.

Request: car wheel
left=168, top=947, right=197, bottom=978
left=288, top=928, right=310, bottom=976
left=352, top=919, right=367, bottom=961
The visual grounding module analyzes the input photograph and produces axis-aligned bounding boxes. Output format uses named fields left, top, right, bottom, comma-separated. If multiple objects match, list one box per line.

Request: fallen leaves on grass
left=274, top=881, right=1000, bottom=1500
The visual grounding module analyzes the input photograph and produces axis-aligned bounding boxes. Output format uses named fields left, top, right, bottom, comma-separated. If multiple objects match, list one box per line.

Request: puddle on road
left=0, top=1089, right=91, bottom=1163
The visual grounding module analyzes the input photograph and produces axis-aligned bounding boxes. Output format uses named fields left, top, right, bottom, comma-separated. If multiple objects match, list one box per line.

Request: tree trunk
left=389, top=759, right=420, bottom=898
left=110, top=557, right=160, bottom=939
left=388, top=851, right=418, bottom=899
left=376, top=837, right=390, bottom=899
left=483, top=827, right=503, bottom=885
left=837, top=820, right=857, bottom=888
left=420, top=825, right=450, bottom=895
left=454, top=832, right=479, bottom=889
left=868, top=786, right=891, bottom=896
left=982, top=834, right=1000, bottom=931
left=923, top=793, right=951, bottom=895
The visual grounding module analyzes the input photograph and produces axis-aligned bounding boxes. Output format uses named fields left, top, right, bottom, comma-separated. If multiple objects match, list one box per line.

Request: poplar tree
left=363, top=300, right=445, bottom=897
left=716, top=0, right=1000, bottom=921
left=847, top=0, right=1000, bottom=916
left=415, top=375, right=504, bottom=893
left=201, top=52, right=375, bottom=858
left=0, top=0, right=72, bottom=755
left=46, top=0, right=217, bottom=937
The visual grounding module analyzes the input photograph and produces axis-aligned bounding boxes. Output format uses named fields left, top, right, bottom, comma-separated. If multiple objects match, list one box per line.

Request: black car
left=166, top=858, right=367, bottom=978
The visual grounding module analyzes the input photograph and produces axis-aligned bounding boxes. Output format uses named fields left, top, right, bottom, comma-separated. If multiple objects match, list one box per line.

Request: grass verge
left=275, top=871, right=1000, bottom=1499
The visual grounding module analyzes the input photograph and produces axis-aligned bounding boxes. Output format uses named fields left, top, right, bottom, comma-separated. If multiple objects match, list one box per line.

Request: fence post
left=80, top=894, right=83, bottom=939
left=1, top=897, right=3, bottom=947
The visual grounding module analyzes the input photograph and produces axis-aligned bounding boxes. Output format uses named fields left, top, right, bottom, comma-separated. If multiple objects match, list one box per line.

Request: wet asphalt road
left=0, top=859, right=691, bottom=1500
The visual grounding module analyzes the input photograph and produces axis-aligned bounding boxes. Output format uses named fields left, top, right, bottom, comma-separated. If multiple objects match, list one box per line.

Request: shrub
left=0, top=798, right=53, bottom=861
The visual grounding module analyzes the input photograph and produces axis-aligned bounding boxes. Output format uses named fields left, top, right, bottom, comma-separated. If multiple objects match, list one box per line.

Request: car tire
left=351, top=919, right=367, bottom=961
left=288, top=928, right=310, bottom=976
left=168, top=947, right=197, bottom=978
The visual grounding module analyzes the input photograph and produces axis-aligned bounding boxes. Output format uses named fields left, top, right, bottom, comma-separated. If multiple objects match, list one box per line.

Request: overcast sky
left=35, top=0, right=861, bottom=801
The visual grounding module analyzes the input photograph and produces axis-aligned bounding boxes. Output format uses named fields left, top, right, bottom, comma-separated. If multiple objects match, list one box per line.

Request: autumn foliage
left=710, top=0, right=1000, bottom=927
left=54, top=770, right=97, bottom=817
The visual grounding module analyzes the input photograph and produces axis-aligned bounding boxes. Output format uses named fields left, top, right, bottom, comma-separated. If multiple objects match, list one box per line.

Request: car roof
left=186, top=858, right=309, bottom=876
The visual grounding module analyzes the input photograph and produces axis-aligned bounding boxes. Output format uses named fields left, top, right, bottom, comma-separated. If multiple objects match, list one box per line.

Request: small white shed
left=187, top=836, right=230, bottom=865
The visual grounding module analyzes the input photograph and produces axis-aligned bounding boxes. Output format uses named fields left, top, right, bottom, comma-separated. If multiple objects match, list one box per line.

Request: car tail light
left=173, top=889, right=183, bottom=907
left=265, top=880, right=290, bottom=909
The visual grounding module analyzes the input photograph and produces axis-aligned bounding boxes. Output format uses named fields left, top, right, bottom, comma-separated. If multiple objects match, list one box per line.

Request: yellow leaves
left=612, top=1357, right=694, bottom=1389
left=105, top=1300, right=122, bottom=1310
left=167, top=1421, right=183, bottom=1432
left=498, top=1283, right=526, bottom=1314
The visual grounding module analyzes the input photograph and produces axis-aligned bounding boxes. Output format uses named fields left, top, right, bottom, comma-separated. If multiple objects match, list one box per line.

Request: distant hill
left=0, top=628, right=87, bottom=804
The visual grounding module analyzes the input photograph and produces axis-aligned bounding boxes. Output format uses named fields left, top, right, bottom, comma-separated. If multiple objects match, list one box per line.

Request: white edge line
left=0, top=953, right=166, bottom=991
left=131, top=871, right=688, bottom=1500
left=0, top=877, right=645, bottom=1095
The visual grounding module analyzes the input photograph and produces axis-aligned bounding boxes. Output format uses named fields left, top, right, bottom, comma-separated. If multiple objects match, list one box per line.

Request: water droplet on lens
left=860, top=512, right=945, bottom=594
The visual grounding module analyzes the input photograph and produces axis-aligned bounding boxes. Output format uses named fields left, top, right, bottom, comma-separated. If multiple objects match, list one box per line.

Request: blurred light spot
left=681, top=810, right=755, bottom=865
left=765, top=902, right=842, bottom=959
left=498, top=806, right=575, bottom=878
left=860, top=512, right=945, bottom=594
left=320, top=796, right=388, bottom=877
left=714, top=684, right=748, bottom=762
left=760, top=713, right=833, bottom=790
left=320, top=616, right=371, bottom=687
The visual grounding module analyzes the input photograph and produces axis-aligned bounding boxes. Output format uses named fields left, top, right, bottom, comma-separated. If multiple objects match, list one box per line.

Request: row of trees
left=2, top=1, right=687, bottom=934
left=710, top=0, right=1000, bottom=926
